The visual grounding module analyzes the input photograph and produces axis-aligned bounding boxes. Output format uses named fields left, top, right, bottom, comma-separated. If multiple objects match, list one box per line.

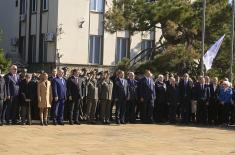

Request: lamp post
left=230, top=0, right=235, bottom=82
left=201, top=0, right=206, bottom=76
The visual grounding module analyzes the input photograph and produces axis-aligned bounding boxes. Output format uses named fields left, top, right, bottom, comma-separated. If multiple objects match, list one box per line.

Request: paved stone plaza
left=0, top=124, right=234, bottom=155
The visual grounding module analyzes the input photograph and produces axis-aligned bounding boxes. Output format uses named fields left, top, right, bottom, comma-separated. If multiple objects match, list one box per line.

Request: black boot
left=40, top=120, right=44, bottom=126
left=69, top=119, right=74, bottom=125
left=44, top=120, right=48, bottom=126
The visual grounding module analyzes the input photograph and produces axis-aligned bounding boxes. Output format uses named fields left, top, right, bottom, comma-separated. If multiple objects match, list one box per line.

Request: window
left=141, top=40, right=154, bottom=61
left=43, top=40, right=48, bottom=62
left=31, top=35, right=37, bottom=63
left=89, top=35, right=102, bottom=64
left=43, top=0, right=48, bottom=11
left=15, top=0, right=18, bottom=7
left=19, top=36, right=26, bottom=59
left=90, top=0, right=104, bottom=12
left=31, top=0, right=37, bottom=13
left=20, top=0, right=26, bottom=14
left=116, top=37, right=129, bottom=63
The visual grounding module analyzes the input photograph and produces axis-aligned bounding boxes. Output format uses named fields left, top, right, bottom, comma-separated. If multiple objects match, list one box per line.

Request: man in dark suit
left=139, top=69, right=156, bottom=123
left=19, top=74, right=34, bottom=125
left=5, top=65, right=21, bottom=124
left=126, top=72, right=138, bottom=123
left=195, top=76, right=210, bottom=124
left=52, top=69, right=67, bottom=125
left=155, top=74, right=167, bottom=123
left=67, top=69, right=84, bottom=125
left=30, top=73, right=39, bottom=120
left=110, top=70, right=119, bottom=121
left=179, top=73, right=193, bottom=124
left=166, top=77, right=179, bottom=123
left=79, top=68, right=88, bottom=120
left=0, top=75, right=6, bottom=125
left=113, top=70, right=129, bottom=124
left=48, top=69, right=57, bottom=121
left=208, top=77, right=220, bottom=124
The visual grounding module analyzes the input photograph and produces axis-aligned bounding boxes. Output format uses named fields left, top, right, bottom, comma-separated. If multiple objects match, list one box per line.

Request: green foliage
left=0, top=27, right=2, bottom=42
left=0, top=28, right=11, bottom=73
left=105, top=0, right=234, bottom=78
left=138, top=44, right=200, bottom=75
left=0, top=49, right=11, bottom=73
left=117, top=57, right=131, bottom=72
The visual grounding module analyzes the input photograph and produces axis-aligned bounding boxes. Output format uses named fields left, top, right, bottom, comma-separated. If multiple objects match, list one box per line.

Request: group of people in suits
left=0, top=65, right=234, bottom=126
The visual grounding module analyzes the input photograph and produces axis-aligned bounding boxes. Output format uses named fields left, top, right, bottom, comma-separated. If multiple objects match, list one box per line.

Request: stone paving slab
left=0, top=124, right=234, bottom=155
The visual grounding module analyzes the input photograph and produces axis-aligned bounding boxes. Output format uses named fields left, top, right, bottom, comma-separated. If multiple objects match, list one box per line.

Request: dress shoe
left=21, top=122, right=26, bottom=125
left=74, top=121, right=81, bottom=125
left=58, top=122, right=64, bottom=125
left=12, top=121, right=18, bottom=125
left=121, top=121, right=126, bottom=124
left=53, top=121, right=57, bottom=125
left=26, top=121, right=32, bottom=125
left=6, top=121, right=10, bottom=125
left=44, top=121, right=48, bottom=126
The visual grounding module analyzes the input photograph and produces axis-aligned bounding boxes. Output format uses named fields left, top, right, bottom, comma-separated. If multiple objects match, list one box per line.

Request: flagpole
left=201, top=0, right=206, bottom=76
left=230, top=0, right=235, bottom=82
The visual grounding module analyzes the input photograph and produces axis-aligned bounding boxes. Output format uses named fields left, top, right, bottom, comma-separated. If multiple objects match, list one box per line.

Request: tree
left=105, top=0, right=234, bottom=78
left=117, top=57, right=131, bottom=72
left=0, top=27, right=11, bottom=73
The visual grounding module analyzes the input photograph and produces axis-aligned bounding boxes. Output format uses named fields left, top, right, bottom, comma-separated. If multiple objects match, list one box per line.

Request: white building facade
left=0, top=0, right=162, bottom=72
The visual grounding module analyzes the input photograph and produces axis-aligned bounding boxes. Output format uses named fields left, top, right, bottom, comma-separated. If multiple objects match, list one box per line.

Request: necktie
left=75, top=77, right=78, bottom=83
left=13, top=74, right=17, bottom=82
left=61, top=78, right=64, bottom=85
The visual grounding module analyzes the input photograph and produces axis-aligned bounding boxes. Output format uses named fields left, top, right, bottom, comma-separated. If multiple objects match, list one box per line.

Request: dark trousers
left=86, top=99, right=97, bottom=121
left=126, top=99, right=137, bottom=123
left=169, top=102, right=177, bottom=123
left=68, top=98, right=80, bottom=123
left=5, top=96, right=19, bottom=123
left=115, top=99, right=126, bottom=123
left=0, top=100, right=4, bottom=123
left=110, top=100, right=115, bottom=120
left=31, top=100, right=39, bottom=120
left=135, top=100, right=141, bottom=119
left=208, top=101, right=218, bottom=124
left=218, top=103, right=231, bottom=124
left=79, top=98, right=85, bottom=119
left=181, top=97, right=190, bottom=124
left=140, top=99, right=154, bottom=123
left=197, top=100, right=208, bottom=124
left=95, top=100, right=100, bottom=120
left=52, top=99, right=65, bottom=123
left=155, top=101, right=167, bottom=122
left=231, top=104, right=235, bottom=124
left=100, top=100, right=111, bottom=122
left=21, top=101, right=31, bottom=124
